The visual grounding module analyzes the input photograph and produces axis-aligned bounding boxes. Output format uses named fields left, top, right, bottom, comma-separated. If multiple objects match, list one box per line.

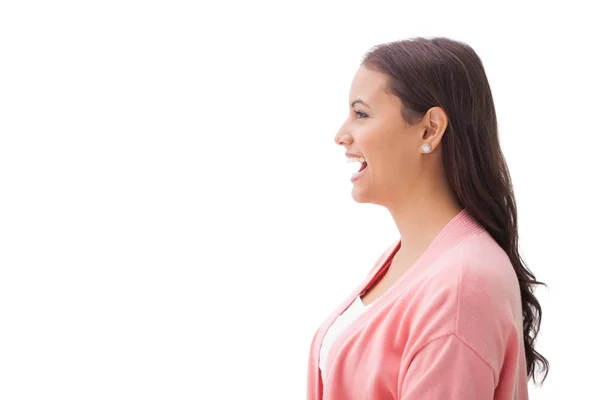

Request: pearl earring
left=421, top=144, right=432, bottom=154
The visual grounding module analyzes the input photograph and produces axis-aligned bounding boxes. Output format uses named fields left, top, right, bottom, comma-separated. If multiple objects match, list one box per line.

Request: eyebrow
left=351, top=99, right=371, bottom=109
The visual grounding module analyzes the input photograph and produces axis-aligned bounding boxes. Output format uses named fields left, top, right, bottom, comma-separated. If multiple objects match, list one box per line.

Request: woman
left=306, top=37, right=548, bottom=399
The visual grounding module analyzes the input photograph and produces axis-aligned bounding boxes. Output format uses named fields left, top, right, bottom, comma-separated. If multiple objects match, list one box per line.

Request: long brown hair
left=362, top=36, right=548, bottom=383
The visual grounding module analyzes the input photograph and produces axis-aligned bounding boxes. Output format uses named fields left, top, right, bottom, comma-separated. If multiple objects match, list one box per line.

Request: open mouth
left=347, top=157, right=368, bottom=182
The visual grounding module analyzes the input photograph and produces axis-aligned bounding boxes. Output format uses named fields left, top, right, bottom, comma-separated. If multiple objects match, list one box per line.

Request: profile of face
left=334, top=65, right=444, bottom=207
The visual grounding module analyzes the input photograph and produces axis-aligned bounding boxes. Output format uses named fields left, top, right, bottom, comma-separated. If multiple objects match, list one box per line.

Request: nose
left=334, top=123, right=353, bottom=147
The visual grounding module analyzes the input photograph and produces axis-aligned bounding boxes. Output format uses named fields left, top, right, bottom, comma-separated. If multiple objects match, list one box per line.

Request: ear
left=421, top=106, right=448, bottom=152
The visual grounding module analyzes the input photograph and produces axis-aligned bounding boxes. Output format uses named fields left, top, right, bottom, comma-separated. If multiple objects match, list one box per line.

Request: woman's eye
left=355, top=110, right=368, bottom=119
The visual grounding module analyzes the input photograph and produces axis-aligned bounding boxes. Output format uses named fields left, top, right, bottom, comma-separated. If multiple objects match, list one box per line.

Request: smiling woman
left=306, top=36, right=548, bottom=400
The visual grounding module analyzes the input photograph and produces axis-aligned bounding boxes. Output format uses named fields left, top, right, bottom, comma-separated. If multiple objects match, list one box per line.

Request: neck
left=387, top=176, right=463, bottom=261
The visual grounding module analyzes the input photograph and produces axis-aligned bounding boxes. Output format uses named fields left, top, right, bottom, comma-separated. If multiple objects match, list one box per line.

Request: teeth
left=346, top=157, right=366, bottom=163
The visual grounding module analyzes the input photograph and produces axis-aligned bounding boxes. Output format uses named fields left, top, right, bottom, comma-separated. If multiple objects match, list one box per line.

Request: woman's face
left=334, top=65, right=426, bottom=206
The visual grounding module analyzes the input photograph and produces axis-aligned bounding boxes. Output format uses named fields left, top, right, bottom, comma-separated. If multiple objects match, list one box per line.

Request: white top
left=319, top=295, right=371, bottom=380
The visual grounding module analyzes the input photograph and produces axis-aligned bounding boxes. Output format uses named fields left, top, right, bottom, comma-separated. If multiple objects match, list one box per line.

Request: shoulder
left=452, top=231, right=522, bottom=323
left=405, top=231, right=522, bottom=365
left=428, top=230, right=522, bottom=326
left=431, top=231, right=523, bottom=368
left=425, top=230, right=520, bottom=305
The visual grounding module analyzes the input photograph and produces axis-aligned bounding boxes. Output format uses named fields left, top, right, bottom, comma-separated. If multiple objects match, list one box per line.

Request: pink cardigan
left=306, top=209, right=528, bottom=399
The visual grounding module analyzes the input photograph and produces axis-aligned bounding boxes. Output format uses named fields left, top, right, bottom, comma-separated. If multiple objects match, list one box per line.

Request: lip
left=351, top=164, right=368, bottom=182
left=345, top=152, right=365, bottom=158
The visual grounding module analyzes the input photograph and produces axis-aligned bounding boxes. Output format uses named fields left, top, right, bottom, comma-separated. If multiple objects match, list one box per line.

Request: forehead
left=349, top=65, right=390, bottom=105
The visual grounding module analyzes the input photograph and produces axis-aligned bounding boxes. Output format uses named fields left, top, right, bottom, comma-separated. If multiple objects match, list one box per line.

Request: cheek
left=355, top=123, right=391, bottom=159
left=369, top=137, right=418, bottom=184
left=359, top=129, right=404, bottom=170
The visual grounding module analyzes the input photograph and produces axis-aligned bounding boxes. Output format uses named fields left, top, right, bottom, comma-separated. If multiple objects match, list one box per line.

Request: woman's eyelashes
left=355, top=110, right=369, bottom=119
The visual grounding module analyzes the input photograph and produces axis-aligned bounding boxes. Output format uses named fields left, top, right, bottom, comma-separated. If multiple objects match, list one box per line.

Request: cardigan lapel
left=308, top=240, right=401, bottom=400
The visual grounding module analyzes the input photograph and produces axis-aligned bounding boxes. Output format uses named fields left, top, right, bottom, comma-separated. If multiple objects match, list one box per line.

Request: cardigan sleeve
left=399, top=333, right=496, bottom=399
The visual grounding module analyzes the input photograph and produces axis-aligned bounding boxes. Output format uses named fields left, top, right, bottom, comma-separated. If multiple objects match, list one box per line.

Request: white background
left=1, top=1, right=599, bottom=399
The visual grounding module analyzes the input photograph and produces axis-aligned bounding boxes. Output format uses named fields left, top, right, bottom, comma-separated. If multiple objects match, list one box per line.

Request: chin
left=350, top=187, right=371, bottom=204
